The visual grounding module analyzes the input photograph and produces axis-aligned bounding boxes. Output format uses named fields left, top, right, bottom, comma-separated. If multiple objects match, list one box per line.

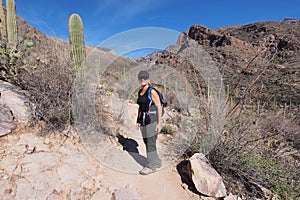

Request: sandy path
left=0, top=126, right=200, bottom=200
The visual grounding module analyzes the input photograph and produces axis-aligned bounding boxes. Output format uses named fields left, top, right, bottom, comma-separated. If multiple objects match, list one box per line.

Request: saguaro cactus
left=0, top=0, right=7, bottom=38
left=68, top=13, right=86, bottom=71
left=6, top=0, right=17, bottom=49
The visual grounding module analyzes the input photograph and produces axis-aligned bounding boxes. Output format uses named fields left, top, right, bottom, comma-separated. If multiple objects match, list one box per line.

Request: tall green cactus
left=68, top=14, right=86, bottom=71
left=6, top=0, right=17, bottom=49
left=0, top=0, right=7, bottom=38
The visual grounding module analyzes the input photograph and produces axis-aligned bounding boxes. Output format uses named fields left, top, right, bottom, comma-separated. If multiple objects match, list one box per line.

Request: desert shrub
left=1, top=45, right=75, bottom=132
left=0, top=22, right=75, bottom=131
left=208, top=110, right=300, bottom=200
left=237, top=151, right=299, bottom=199
left=161, top=124, right=173, bottom=135
left=14, top=61, right=75, bottom=131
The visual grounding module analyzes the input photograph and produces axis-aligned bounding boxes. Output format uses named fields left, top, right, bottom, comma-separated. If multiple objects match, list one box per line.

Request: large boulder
left=187, top=153, right=227, bottom=198
left=0, top=103, right=15, bottom=136
left=0, top=81, right=35, bottom=136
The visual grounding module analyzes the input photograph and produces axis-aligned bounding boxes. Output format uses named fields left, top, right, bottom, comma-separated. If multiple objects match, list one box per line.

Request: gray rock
left=224, top=194, right=242, bottom=200
left=0, top=81, right=35, bottom=136
left=188, top=153, right=227, bottom=198
left=112, top=186, right=141, bottom=200
left=0, top=103, right=15, bottom=136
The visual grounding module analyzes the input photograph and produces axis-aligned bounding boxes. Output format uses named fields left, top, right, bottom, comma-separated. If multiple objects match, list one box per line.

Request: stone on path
left=188, top=153, right=227, bottom=198
left=112, top=186, right=142, bottom=200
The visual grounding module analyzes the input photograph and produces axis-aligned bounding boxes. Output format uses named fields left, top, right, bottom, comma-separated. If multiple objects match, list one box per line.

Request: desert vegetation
left=0, top=0, right=299, bottom=199
left=187, top=50, right=300, bottom=199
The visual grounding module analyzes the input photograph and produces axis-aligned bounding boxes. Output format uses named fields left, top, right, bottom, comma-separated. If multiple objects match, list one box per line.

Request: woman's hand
left=136, top=123, right=140, bottom=130
left=156, top=122, right=162, bottom=133
left=151, top=89, right=163, bottom=133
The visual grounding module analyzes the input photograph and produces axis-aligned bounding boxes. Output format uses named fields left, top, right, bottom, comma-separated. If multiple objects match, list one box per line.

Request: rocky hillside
left=2, top=13, right=299, bottom=109
left=142, top=21, right=300, bottom=108
left=0, top=7, right=299, bottom=199
left=137, top=21, right=300, bottom=198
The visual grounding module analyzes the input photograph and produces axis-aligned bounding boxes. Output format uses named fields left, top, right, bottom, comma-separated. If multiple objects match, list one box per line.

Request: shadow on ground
left=117, top=134, right=148, bottom=167
left=176, top=160, right=203, bottom=196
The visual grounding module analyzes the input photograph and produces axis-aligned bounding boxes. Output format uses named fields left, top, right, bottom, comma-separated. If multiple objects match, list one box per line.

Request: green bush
left=207, top=111, right=300, bottom=200
left=161, top=124, right=173, bottom=135
left=236, top=151, right=299, bottom=199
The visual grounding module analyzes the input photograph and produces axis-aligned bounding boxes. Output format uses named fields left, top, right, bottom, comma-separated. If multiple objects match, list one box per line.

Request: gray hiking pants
left=140, top=122, right=162, bottom=169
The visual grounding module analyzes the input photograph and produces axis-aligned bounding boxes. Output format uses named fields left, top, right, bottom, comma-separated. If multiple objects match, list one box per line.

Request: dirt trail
left=89, top=92, right=201, bottom=199
left=79, top=124, right=200, bottom=199
left=0, top=125, right=200, bottom=200
left=101, top=163, right=198, bottom=200
left=0, top=90, right=202, bottom=199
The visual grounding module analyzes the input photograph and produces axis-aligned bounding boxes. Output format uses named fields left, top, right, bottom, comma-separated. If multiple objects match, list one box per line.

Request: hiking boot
left=156, top=161, right=162, bottom=169
left=139, top=167, right=155, bottom=175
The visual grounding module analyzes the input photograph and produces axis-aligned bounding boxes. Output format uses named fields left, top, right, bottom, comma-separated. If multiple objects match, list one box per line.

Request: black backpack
left=147, top=87, right=167, bottom=116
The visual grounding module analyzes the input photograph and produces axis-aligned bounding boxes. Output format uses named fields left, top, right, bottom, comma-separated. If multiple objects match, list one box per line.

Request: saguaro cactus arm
left=6, top=0, right=17, bottom=49
left=0, top=0, right=7, bottom=38
left=68, top=13, right=86, bottom=71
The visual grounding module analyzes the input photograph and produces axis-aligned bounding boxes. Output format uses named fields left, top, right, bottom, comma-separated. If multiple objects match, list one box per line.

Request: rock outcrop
left=144, top=21, right=300, bottom=107
left=0, top=103, right=14, bottom=137
left=188, top=24, right=254, bottom=51
left=0, top=81, right=35, bottom=136
left=187, top=153, right=227, bottom=198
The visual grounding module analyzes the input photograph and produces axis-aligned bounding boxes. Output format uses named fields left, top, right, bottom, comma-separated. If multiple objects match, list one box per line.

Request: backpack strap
left=147, top=87, right=153, bottom=112
left=147, top=87, right=153, bottom=101
left=147, top=87, right=161, bottom=115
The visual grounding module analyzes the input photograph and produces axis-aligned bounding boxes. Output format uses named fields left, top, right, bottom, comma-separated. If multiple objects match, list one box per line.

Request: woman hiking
left=136, top=70, right=162, bottom=175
